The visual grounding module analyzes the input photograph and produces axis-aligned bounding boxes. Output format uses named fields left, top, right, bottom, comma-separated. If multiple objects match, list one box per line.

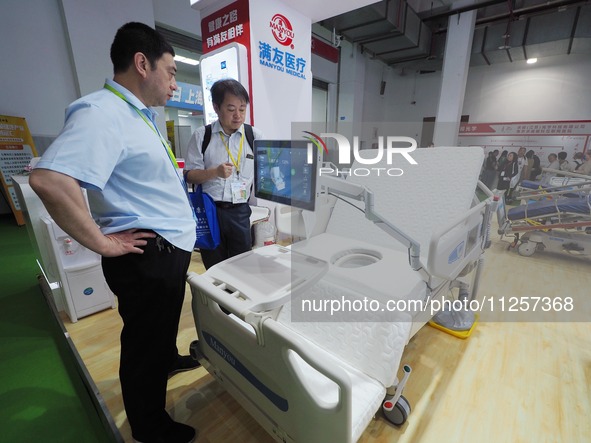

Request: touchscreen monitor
left=254, top=140, right=316, bottom=211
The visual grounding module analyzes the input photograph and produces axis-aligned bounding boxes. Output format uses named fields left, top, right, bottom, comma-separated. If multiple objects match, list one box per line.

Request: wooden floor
left=64, top=228, right=591, bottom=443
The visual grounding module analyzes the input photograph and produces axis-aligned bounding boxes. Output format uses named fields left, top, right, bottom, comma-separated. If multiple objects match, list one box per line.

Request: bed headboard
left=325, top=146, right=484, bottom=259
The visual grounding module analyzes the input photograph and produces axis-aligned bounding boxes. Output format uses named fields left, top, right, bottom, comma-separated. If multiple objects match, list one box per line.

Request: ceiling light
left=174, top=55, right=200, bottom=66
left=527, top=58, right=538, bottom=64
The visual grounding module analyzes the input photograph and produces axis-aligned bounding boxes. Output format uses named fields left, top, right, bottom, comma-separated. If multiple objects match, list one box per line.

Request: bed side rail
left=427, top=196, right=495, bottom=280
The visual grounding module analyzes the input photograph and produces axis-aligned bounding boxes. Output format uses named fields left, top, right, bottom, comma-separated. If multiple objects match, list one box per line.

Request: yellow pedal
left=428, top=314, right=479, bottom=339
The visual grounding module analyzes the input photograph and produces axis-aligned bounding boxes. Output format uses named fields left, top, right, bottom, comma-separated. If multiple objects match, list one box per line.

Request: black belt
left=215, top=201, right=246, bottom=209
left=141, top=230, right=176, bottom=253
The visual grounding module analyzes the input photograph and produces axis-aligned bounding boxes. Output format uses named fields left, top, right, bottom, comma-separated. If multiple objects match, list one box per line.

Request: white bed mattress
left=325, top=147, right=484, bottom=260
left=292, top=233, right=426, bottom=305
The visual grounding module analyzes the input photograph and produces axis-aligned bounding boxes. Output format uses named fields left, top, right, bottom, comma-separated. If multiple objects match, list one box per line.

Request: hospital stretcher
left=514, top=168, right=591, bottom=202
left=187, top=147, right=496, bottom=442
left=497, top=182, right=591, bottom=257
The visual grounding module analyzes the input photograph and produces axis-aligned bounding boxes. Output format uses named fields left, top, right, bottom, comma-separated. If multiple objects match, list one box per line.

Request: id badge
left=231, top=178, right=248, bottom=203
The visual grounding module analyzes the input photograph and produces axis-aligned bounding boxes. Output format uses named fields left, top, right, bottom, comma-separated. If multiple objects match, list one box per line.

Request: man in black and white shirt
left=184, top=79, right=263, bottom=269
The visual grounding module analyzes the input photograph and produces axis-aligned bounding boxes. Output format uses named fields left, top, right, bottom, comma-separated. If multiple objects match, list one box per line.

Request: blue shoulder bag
left=189, top=184, right=220, bottom=250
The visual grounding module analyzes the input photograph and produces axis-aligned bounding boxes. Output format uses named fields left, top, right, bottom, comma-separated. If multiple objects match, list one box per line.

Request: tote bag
left=189, top=185, right=220, bottom=250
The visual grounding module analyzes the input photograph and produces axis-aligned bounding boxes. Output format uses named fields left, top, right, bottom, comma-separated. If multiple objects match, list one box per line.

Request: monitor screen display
left=254, top=140, right=316, bottom=211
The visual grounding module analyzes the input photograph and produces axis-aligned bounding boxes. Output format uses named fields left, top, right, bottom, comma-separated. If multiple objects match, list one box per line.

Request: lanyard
left=219, top=130, right=244, bottom=174
left=104, top=83, right=178, bottom=168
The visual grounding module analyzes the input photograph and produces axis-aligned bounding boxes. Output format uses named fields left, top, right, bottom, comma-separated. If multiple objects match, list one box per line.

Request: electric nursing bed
left=187, top=145, right=496, bottom=442
left=497, top=183, right=591, bottom=257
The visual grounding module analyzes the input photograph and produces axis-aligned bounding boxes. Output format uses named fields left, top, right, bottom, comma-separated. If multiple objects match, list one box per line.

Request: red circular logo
left=270, top=14, right=294, bottom=48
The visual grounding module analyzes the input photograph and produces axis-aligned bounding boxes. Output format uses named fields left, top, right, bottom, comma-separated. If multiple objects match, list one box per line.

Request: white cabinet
left=41, top=216, right=115, bottom=323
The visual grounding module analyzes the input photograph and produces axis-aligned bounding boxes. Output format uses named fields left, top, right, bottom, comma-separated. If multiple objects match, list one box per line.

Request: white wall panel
left=0, top=0, right=77, bottom=137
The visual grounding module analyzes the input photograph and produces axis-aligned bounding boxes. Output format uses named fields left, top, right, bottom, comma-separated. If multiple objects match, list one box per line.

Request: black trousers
left=101, top=234, right=191, bottom=437
left=200, top=203, right=252, bottom=270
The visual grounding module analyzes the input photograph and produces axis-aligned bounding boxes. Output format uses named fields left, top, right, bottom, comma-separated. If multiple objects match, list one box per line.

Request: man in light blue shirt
left=30, top=22, right=197, bottom=443
left=34, top=77, right=195, bottom=251
left=185, top=79, right=263, bottom=269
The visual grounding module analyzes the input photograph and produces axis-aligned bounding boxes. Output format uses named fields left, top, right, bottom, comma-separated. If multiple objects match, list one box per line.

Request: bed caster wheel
left=518, top=241, right=537, bottom=257
left=383, top=395, right=411, bottom=426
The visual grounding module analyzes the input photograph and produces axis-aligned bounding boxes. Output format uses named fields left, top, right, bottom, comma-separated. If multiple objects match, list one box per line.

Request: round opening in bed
left=331, top=249, right=383, bottom=268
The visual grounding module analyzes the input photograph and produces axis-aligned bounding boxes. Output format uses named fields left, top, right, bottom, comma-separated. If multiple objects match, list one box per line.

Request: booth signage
left=258, top=11, right=307, bottom=80
left=248, top=0, right=313, bottom=137
left=166, top=120, right=176, bottom=156
left=166, top=81, right=204, bottom=111
left=199, top=44, right=249, bottom=125
left=0, top=115, right=38, bottom=225
left=311, top=36, right=339, bottom=63
left=459, top=121, right=591, bottom=136
left=458, top=120, right=591, bottom=160
left=258, top=42, right=307, bottom=79
left=201, top=1, right=250, bottom=54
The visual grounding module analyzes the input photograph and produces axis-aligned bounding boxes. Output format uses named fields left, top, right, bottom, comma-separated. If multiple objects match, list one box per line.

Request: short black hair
left=110, top=22, right=174, bottom=74
left=558, top=151, right=567, bottom=160
left=210, top=79, right=250, bottom=108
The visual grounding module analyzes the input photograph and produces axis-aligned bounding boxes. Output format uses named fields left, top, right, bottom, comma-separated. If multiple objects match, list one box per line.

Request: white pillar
left=433, top=7, right=476, bottom=146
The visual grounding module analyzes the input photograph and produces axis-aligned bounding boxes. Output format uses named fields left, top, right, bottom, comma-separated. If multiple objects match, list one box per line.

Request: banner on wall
left=458, top=120, right=591, bottom=161
left=0, top=115, right=38, bottom=225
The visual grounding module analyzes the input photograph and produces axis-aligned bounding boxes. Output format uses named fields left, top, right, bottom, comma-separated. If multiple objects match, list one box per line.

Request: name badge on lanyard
left=231, top=178, right=248, bottom=203
left=221, top=130, right=248, bottom=203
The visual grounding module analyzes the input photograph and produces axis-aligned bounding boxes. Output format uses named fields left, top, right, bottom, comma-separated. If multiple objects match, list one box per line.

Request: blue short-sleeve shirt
left=35, top=79, right=196, bottom=251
